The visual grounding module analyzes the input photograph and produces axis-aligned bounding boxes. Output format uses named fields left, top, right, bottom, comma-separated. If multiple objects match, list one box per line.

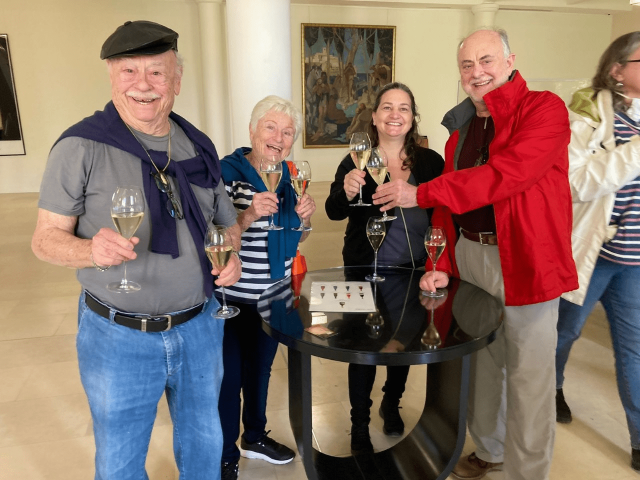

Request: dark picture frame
left=302, top=23, right=395, bottom=148
left=0, top=34, right=25, bottom=156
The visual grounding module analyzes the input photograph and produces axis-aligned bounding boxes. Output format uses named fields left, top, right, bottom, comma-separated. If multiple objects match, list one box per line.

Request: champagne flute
left=290, top=161, right=312, bottom=232
left=349, top=132, right=371, bottom=207
left=365, top=216, right=386, bottom=282
left=107, top=186, right=145, bottom=293
left=205, top=225, right=240, bottom=319
left=260, top=157, right=284, bottom=230
left=366, top=147, right=396, bottom=221
left=423, top=226, right=446, bottom=298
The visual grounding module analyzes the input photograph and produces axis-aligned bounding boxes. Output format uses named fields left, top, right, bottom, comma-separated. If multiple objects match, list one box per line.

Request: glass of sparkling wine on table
left=366, top=147, right=396, bottom=221
left=260, top=157, right=284, bottom=230
left=107, top=186, right=145, bottom=293
left=350, top=132, right=371, bottom=207
left=205, top=225, right=240, bottom=319
left=290, top=161, right=312, bottom=232
left=423, top=226, right=446, bottom=297
left=365, top=216, right=386, bottom=283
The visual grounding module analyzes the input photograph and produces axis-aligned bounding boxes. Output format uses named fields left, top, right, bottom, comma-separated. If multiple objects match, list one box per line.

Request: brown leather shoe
left=452, top=452, right=503, bottom=480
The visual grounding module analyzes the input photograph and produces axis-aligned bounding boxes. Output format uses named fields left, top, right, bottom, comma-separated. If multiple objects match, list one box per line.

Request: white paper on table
left=308, top=281, right=376, bottom=313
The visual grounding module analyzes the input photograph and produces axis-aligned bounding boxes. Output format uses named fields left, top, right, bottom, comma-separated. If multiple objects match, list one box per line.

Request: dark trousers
left=348, top=363, right=410, bottom=425
left=219, top=301, right=280, bottom=463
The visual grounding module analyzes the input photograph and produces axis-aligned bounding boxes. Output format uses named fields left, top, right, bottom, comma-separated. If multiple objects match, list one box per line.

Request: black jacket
left=325, top=146, right=444, bottom=266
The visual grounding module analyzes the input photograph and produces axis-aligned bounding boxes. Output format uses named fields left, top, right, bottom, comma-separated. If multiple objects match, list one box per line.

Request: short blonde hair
left=250, top=95, right=302, bottom=142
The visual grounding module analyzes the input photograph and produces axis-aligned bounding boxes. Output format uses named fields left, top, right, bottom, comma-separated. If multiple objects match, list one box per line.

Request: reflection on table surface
left=260, top=266, right=503, bottom=365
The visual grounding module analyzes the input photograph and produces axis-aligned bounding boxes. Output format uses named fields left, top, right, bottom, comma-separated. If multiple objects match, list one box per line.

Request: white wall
left=611, top=5, right=640, bottom=40
left=0, top=0, right=615, bottom=192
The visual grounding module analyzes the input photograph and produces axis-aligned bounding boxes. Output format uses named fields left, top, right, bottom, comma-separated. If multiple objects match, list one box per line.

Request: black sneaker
left=240, top=430, right=295, bottom=465
left=556, top=388, right=572, bottom=424
left=379, top=396, right=404, bottom=436
left=632, top=448, right=640, bottom=472
left=350, top=424, right=374, bottom=456
left=221, top=461, right=239, bottom=480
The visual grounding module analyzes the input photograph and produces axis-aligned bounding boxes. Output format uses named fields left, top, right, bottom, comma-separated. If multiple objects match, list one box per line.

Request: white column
left=196, top=0, right=231, bottom=157
left=226, top=0, right=292, bottom=149
left=471, top=1, right=500, bottom=29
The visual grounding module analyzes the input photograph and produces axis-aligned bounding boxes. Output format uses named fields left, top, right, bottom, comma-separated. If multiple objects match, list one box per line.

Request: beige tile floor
left=0, top=183, right=637, bottom=479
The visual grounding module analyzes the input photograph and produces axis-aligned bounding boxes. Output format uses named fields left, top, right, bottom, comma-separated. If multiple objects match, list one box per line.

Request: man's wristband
left=90, top=252, right=110, bottom=272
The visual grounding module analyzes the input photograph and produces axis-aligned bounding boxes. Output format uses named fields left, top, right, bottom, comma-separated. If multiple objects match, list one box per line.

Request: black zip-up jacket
left=325, top=146, right=444, bottom=267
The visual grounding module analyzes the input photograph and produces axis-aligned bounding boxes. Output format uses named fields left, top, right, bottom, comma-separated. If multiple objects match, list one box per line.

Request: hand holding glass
left=107, top=186, right=145, bottom=293
left=290, top=161, right=312, bottom=232
left=365, top=216, right=386, bottom=282
left=205, top=225, right=240, bottom=319
left=349, top=132, right=371, bottom=207
left=366, top=147, right=396, bottom=221
left=260, top=157, right=283, bottom=230
left=423, top=227, right=446, bottom=297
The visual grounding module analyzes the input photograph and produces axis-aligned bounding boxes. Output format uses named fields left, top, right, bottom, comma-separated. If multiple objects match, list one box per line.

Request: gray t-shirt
left=38, top=120, right=236, bottom=314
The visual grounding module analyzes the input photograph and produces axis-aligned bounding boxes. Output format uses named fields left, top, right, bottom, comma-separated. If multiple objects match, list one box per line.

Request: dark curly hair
left=368, top=82, right=421, bottom=169
left=592, top=31, right=640, bottom=113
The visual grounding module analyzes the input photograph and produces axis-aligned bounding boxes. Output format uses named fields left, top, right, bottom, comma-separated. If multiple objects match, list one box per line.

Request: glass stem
left=374, top=250, right=379, bottom=276
left=359, top=184, right=363, bottom=202
left=221, top=286, right=228, bottom=312
left=270, top=213, right=275, bottom=228
left=122, top=260, right=128, bottom=286
left=432, top=263, right=437, bottom=292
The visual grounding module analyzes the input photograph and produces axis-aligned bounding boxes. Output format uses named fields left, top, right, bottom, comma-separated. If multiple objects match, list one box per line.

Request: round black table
left=259, top=266, right=502, bottom=480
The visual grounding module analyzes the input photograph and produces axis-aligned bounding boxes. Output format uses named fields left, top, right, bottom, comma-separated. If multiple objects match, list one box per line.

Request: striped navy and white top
left=220, top=179, right=293, bottom=303
left=600, top=110, right=640, bottom=265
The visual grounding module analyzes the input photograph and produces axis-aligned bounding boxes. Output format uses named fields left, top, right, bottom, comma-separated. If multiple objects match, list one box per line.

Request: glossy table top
left=260, top=266, right=503, bottom=365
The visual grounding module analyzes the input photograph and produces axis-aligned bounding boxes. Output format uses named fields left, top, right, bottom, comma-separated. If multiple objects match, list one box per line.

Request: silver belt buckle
left=478, top=232, right=493, bottom=245
left=135, top=314, right=172, bottom=332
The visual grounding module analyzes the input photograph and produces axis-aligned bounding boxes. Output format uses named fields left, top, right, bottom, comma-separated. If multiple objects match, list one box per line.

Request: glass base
left=421, top=289, right=446, bottom=298
left=262, top=225, right=284, bottom=231
left=380, top=215, right=397, bottom=221
left=351, top=201, right=372, bottom=207
left=365, top=273, right=385, bottom=283
left=107, top=280, right=141, bottom=293
left=292, top=226, right=312, bottom=232
left=214, top=305, right=240, bottom=319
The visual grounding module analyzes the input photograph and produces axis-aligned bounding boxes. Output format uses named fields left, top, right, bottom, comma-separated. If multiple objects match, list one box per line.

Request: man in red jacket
left=373, top=28, right=578, bottom=480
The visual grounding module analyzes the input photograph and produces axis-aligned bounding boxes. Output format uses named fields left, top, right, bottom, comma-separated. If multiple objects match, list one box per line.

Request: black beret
left=100, top=20, right=178, bottom=60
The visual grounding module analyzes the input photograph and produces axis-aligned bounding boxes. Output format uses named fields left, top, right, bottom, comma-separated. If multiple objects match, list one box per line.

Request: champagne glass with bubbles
left=290, top=161, right=312, bottom=231
left=423, top=226, right=446, bottom=297
left=260, top=157, right=284, bottom=230
left=107, top=186, right=145, bottom=293
left=205, top=225, right=240, bottom=319
left=365, top=216, right=386, bottom=283
left=366, top=147, right=396, bottom=221
left=349, top=132, right=371, bottom=207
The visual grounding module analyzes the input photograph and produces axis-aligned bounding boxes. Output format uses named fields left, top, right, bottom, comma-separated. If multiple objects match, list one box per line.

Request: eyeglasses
left=151, top=171, right=184, bottom=220
left=474, top=145, right=490, bottom=167
left=627, top=59, right=640, bottom=63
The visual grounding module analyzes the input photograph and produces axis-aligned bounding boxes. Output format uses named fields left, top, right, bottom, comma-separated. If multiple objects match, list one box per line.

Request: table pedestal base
left=288, top=349, right=471, bottom=480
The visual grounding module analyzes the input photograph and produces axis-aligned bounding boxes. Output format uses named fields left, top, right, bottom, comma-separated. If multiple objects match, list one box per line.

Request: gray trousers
left=456, top=236, right=559, bottom=480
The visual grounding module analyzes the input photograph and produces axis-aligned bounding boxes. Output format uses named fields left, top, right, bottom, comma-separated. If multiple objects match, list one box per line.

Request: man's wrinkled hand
left=91, top=228, right=139, bottom=266
left=372, top=179, right=418, bottom=211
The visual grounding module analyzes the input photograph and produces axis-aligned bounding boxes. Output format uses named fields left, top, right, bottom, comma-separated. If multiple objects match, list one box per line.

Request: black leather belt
left=460, top=228, right=498, bottom=246
left=85, top=292, right=204, bottom=332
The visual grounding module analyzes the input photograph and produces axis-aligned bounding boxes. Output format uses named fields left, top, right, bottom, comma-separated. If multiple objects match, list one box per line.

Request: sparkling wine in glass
left=205, top=225, right=240, bottom=319
left=349, top=132, right=371, bottom=207
left=290, top=161, right=312, bottom=232
left=366, top=147, right=397, bottom=221
left=260, top=157, right=284, bottom=230
left=107, top=186, right=145, bottom=293
left=365, top=216, right=386, bottom=282
left=423, top=226, right=446, bottom=298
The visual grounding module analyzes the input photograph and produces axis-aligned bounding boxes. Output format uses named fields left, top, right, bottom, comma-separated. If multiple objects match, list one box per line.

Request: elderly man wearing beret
left=32, top=21, right=241, bottom=479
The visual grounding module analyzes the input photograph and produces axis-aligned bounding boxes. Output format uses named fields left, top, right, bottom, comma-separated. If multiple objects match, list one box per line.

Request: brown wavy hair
left=368, top=82, right=421, bottom=169
left=592, top=31, right=640, bottom=113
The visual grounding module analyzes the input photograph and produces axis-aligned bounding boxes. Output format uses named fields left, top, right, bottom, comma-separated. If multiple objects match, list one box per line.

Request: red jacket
left=421, top=71, right=578, bottom=306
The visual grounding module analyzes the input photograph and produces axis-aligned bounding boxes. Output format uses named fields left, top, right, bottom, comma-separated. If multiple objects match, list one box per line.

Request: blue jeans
left=77, top=292, right=225, bottom=480
left=219, top=301, right=279, bottom=463
left=556, top=256, right=640, bottom=449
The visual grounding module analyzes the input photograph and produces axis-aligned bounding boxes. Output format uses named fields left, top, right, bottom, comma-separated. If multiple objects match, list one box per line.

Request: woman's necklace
left=124, top=122, right=171, bottom=174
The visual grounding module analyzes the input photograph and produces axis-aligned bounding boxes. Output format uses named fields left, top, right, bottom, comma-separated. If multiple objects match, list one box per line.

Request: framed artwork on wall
left=0, top=34, right=25, bottom=156
left=302, top=23, right=395, bottom=148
